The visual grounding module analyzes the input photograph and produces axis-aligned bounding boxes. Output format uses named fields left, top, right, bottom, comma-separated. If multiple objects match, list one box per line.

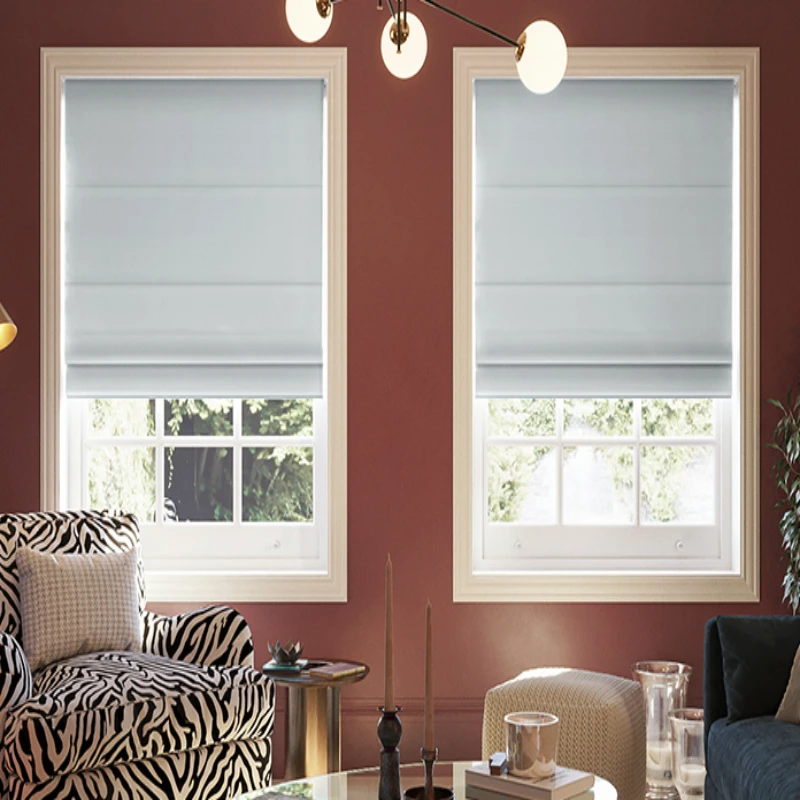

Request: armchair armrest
left=0, top=634, right=32, bottom=734
left=142, top=606, right=255, bottom=669
left=0, top=635, right=31, bottom=799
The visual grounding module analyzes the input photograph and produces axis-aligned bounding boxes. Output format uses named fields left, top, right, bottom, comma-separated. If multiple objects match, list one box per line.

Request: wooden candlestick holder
left=403, top=747, right=454, bottom=800
left=378, top=707, right=403, bottom=800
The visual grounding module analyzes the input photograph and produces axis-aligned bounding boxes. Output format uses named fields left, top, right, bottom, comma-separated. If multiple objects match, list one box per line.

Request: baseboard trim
left=342, top=698, right=484, bottom=716
left=272, top=696, right=485, bottom=716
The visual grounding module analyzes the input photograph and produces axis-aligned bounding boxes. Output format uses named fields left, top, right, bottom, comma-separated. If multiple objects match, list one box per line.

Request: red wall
left=1, top=0, right=797, bottom=776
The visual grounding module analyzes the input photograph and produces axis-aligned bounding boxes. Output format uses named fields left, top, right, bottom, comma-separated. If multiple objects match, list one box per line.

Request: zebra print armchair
left=0, top=510, right=275, bottom=800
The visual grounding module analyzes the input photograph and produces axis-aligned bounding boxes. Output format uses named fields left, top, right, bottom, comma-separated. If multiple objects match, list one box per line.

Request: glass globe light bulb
left=286, top=0, right=333, bottom=44
left=515, top=20, right=568, bottom=95
left=381, top=11, right=428, bottom=80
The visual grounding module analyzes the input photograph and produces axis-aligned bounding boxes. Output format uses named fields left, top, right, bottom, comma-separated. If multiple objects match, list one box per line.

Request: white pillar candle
left=647, top=741, right=673, bottom=784
left=647, top=741, right=672, bottom=769
left=679, top=762, right=706, bottom=788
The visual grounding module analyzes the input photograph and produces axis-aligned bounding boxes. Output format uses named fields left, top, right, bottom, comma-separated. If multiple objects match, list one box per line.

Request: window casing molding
left=41, top=47, right=348, bottom=602
left=452, top=47, right=759, bottom=603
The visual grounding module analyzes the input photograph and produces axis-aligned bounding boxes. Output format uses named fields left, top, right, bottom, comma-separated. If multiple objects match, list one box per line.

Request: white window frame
left=41, top=48, right=348, bottom=603
left=453, top=47, right=760, bottom=603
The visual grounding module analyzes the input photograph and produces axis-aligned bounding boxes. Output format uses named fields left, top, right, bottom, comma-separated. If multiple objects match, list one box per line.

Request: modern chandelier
left=285, top=0, right=568, bottom=94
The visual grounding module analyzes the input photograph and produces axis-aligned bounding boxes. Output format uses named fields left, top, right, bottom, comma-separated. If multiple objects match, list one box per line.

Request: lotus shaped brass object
left=268, top=640, right=304, bottom=665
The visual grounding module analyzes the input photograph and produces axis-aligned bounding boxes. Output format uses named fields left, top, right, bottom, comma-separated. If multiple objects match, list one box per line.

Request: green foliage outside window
left=88, top=398, right=314, bottom=524
left=88, top=399, right=156, bottom=522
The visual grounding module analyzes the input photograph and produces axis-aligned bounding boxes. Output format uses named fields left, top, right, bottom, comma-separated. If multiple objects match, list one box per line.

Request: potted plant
left=769, top=389, right=800, bottom=613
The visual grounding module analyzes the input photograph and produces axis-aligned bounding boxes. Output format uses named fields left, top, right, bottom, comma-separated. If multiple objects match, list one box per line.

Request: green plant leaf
left=770, top=386, right=800, bottom=614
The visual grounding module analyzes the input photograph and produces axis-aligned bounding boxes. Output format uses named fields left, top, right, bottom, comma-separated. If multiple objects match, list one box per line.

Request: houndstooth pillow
left=17, top=546, right=142, bottom=672
left=0, top=511, right=145, bottom=645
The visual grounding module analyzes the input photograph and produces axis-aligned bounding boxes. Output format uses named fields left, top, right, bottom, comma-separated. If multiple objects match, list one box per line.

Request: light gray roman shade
left=64, top=78, right=325, bottom=398
left=474, top=78, right=735, bottom=398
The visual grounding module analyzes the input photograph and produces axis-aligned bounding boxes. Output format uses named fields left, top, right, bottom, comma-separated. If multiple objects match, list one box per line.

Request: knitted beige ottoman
left=482, top=668, right=645, bottom=800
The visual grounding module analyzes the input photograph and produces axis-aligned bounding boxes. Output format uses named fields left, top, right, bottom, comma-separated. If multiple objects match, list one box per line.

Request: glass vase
left=669, top=708, right=705, bottom=799
left=632, top=661, right=692, bottom=800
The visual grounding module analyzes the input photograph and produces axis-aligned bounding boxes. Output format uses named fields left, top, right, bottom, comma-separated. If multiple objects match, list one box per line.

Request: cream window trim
left=41, top=47, right=348, bottom=602
left=452, top=47, right=760, bottom=603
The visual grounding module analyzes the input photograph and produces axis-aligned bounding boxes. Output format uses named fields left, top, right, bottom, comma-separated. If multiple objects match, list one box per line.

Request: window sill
left=145, top=568, right=347, bottom=603
left=453, top=569, right=759, bottom=603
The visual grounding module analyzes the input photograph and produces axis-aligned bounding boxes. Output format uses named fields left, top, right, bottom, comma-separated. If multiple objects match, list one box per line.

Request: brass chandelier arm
left=376, top=0, right=397, bottom=19
left=417, top=0, right=519, bottom=48
left=290, top=0, right=567, bottom=92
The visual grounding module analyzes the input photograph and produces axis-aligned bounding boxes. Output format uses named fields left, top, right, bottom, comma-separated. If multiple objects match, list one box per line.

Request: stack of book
left=465, top=762, right=595, bottom=800
left=262, top=660, right=367, bottom=679
left=307, top=661, right=367, bottom=679
left=262, top=658, right=309, bottom=676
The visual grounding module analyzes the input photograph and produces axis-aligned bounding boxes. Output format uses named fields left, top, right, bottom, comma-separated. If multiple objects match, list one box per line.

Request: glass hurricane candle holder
left=669, top=709, right=705, bottom=799
left=504, top=712, right=560, bottom=779
left=632, top=661, right=692, bottom=800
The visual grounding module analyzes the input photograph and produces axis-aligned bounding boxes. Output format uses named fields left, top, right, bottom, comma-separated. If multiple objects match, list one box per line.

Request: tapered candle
left=384, top=555, right=394, bottom=710
left=424, top=600, right=434, bottom=751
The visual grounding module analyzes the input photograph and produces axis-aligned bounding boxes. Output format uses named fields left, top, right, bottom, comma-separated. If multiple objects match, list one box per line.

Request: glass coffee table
left=240, top=761, right=617, bottom=800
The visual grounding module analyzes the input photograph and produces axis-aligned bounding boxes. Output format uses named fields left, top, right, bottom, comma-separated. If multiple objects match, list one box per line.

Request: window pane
left=89, top=399, right=155, bottom=437
left=564, top=399, right=634, bottom=438
left=641, top=446, right=715, bottom=523
left=488, top=399, right=556, bottom=438
left=487, top=446, right=556, bottom=524
left=642, top=399, right=714, bottom=437
left=164, top=447, right=233, bottom=522
left=165, top=400, right=233, bottom=437
left=563, top=446, right=634, bottom=524
left=242, top=399, right=313, bottom=437
left=243, top=447, right=313, bottom=522
left=88, top=446, right=155, bottom=523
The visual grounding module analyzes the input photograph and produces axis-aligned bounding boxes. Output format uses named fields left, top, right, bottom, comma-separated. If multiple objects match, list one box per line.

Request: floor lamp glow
left=0, top=302, right=17, bottom=351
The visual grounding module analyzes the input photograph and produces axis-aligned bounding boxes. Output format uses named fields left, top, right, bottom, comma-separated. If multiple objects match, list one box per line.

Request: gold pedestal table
left=264, top=660, right=369, bottom=780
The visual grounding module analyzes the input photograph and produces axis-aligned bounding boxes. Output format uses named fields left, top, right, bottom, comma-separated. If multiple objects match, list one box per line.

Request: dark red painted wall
left=1, top=0, right=797, bottom=776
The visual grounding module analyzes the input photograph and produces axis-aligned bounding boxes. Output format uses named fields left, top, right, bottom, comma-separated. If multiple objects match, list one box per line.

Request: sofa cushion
left=6, top=739, right=273, bottom=800
left=707, top=716, right=800, bottom=800
left=3, top=651, right=274, bottom=783
left=717, top=615, right=800, bottom=721
left=0, top=511, right=145, bottom=645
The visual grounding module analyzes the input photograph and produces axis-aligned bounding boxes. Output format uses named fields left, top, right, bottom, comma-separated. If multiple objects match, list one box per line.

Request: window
left=453, top=48, right=759, bottom=602
left=479, top=398, right=730, bottom=567
left=42, top=49, right=347, bottom=602
left=67, top=398, right=326, bottom=568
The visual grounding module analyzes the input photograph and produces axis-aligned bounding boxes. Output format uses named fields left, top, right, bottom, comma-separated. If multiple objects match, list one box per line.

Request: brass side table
left=263, top=660, right=369, bottom=780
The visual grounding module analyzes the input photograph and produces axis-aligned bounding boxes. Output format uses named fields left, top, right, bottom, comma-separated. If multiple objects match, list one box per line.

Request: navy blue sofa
left=704, top=616, right=800, bottom=800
